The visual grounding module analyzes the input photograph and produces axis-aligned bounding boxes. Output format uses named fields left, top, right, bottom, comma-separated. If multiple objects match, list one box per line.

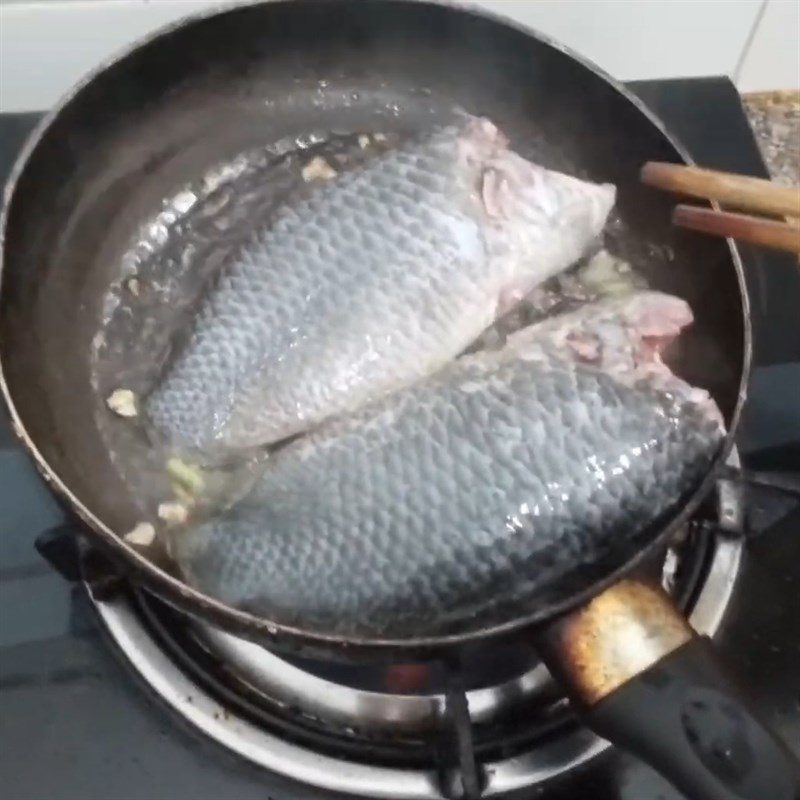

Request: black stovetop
left=1, top=77, right=799, bottom=800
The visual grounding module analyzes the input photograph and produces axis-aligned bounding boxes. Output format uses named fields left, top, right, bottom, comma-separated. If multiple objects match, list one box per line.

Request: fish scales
left=172, top=292, right=722, bottom=637
left=148, top=116, right=614, bottom=456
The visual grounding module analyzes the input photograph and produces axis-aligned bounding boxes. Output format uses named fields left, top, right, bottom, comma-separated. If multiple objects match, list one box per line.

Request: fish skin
left=148, top=116, right=615, bottom=456
left=171, top=292, right=723, bottom=637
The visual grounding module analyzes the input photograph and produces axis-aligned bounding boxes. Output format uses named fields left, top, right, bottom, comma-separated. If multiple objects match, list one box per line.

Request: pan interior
left=0, top=0, right=744, bottom=645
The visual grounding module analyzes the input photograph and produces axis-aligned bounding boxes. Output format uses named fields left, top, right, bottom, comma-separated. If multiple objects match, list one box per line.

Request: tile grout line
left=733, top=0, right=770, bottom=84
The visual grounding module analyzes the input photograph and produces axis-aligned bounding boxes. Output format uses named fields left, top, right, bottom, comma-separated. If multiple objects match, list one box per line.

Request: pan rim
left=0, top=0, right=751, bottom=656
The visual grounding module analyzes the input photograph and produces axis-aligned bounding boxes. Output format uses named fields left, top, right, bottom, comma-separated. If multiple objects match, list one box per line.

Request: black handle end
left=587, top=637, right=800, bottom=800
left=34, top=524, right=82, bottom=581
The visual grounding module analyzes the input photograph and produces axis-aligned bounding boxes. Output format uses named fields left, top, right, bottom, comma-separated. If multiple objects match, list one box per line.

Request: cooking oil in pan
left=89, top=126, right=648, bottom=561
left=90, top=131, right=401, bottom=546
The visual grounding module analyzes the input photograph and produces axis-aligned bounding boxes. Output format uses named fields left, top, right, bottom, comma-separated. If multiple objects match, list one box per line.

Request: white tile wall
left=464, top=0, right=764, bottom=82
left=0, top=1, right=216, bottom=112
left=0, top=0, right=797, bottom=112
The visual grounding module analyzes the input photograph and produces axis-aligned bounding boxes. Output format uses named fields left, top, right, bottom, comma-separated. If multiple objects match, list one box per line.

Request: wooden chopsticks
left=641, top=162, right=800, bottom=254
left=642, top=162, right=800, bottom=218
left=672, top=206, right=800, bottom=253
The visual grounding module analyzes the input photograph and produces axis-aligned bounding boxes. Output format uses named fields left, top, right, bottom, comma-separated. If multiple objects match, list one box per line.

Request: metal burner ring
left=93, top=531, right=741, bottom=798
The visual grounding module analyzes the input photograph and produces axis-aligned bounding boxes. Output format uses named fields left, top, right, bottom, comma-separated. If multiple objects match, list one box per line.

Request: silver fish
left=171, top=291, right=723, bottom=637
left=148, top=115, right=615, bottom=455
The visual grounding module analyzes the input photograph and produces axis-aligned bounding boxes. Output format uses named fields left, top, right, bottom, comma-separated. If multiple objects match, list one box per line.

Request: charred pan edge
left=537, top=580, right=694, bottom=706
left=0, top=0, right=751, bottom=659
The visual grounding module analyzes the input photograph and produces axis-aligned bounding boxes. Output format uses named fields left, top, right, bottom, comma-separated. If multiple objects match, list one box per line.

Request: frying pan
left=1, top=2, right=797, bottom=798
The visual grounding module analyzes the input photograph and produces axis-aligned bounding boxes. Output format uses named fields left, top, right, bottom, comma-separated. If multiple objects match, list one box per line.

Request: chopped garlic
left=580, top=249, right=645, bottom=297
left=357, top=134, right=370, bottom=150
left=158, top=501, right=189, bottom=526
left=126, top=277, right=140, bottom=296
left=124, top=522, right=156, bottom=547
left=301, top=156, right=337, bottom=182
left=106, top=389, right=138, bottom=418
left=172, top=484, right=197, bottom=507
left=167, top=457, right=205, bottom=495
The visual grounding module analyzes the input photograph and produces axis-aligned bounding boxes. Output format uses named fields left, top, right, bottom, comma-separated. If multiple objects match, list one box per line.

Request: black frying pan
left=1, top=2, right=796, bottom=798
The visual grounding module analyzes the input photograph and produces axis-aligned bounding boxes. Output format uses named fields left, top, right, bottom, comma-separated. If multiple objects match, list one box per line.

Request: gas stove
left=1, top=77, right=799, bottom=800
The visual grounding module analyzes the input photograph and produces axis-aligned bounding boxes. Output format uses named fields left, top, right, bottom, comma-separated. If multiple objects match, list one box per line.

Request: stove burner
left=4, top=78, right=797, bottom=800
left=91, top=517, right=743, bottom=798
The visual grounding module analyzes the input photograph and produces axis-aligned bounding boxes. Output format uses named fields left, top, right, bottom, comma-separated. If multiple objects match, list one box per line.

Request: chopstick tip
left=640, top=160, right=672, bottom=186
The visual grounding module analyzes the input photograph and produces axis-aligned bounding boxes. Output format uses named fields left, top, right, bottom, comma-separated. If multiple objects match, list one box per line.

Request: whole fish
left=148, top=115, right=615, bottom=456
left=171, top=291, right=723, bottom=637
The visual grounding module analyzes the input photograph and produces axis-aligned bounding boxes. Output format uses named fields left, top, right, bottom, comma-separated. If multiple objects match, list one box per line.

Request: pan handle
left=538, top=580, right=800, bottom=800
left=720, top=465, right=800, bottom=498
left=35, top=525, right=126, bottom=599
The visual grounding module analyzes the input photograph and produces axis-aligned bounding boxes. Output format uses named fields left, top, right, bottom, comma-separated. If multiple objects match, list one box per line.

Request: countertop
left=743, top=91, right=800, bottom=186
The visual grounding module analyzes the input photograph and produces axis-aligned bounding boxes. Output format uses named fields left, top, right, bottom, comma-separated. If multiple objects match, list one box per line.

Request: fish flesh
left=148, top=115, right=615, bottom=456
left=170, top=291, right=723, bottom=637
